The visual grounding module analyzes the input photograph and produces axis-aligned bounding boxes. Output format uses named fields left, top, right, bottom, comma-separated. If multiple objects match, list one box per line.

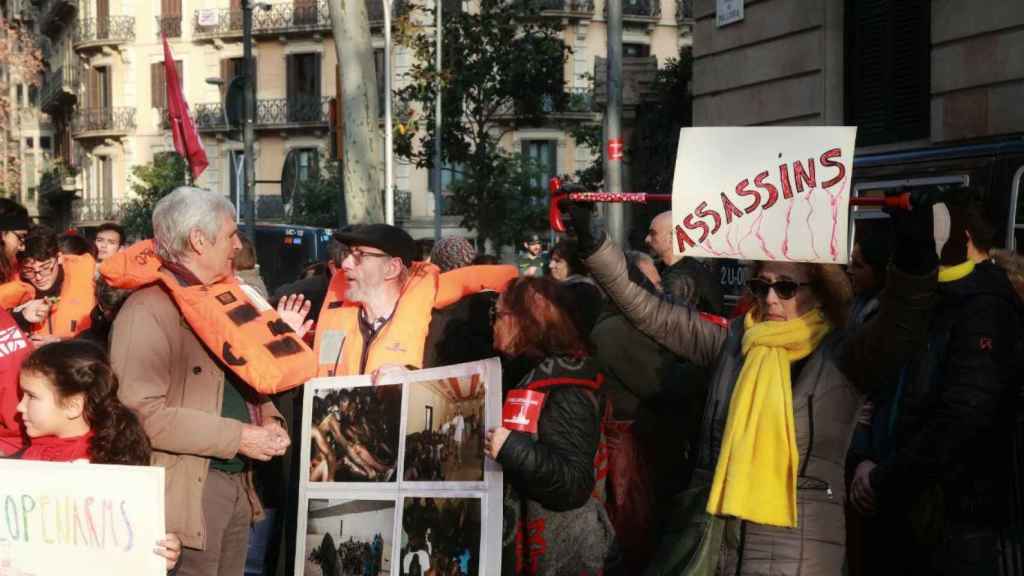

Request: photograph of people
left=303, top=499, right=394, bottom=576
left=310, top=385, right=401, bottom=482
left=403, top=376, right=485, bottom=482
left=400, top=497, right=481, bottom=576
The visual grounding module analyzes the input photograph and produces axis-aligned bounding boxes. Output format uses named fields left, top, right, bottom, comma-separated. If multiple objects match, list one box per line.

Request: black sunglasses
left=746, top=278, right=811, bottom=300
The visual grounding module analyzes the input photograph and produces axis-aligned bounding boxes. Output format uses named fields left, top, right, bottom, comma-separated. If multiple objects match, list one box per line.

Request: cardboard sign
left=0, top=460, right=166, bottom=575
left=672, top=127, right=858, bottom=264
left=502, top=389, right=547, bottom=434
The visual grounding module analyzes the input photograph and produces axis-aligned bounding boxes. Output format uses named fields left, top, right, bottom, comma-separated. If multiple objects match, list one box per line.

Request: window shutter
left=152, top=62, right=165, bottom=109
left=845, top=0, right=930, bottom=146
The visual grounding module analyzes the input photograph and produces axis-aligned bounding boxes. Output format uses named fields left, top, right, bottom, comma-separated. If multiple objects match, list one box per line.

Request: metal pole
left=432, top=0, right=443, bottom=240
left=242, top=0, right=257, bottom=240
left=383, top=0, right=394, bottom=226
left=604, top=0, right=624, bottom=246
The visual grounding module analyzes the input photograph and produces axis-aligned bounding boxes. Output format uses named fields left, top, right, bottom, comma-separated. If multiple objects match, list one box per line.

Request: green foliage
left=120, top=153, right=187, bottom=240
left=289, top=158, right=343, bottom=228
left=394, top=0, right=568, bottom=246
left=631, top=47, right=693, bottom=196
left=447, top=150, right=548, bottom=249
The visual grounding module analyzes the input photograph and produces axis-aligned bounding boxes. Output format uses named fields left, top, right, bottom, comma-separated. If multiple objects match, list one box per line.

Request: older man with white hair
left=109, top=187, right=300, bottom=575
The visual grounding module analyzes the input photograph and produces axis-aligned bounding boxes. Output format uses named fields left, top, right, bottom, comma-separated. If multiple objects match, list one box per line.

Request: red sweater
left=0, top=307, right=31, bottom=436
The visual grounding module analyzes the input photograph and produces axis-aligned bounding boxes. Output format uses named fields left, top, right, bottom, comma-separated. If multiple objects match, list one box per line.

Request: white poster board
left=0, top=460, right=166, bottom=575
left=672, top=126, right=858, bottom=264
left=197, top=8, right=219, bottom=27
left=296, top=358, right=503, bottom=576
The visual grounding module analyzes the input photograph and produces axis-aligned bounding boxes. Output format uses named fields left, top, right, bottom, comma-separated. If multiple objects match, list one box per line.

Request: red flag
left=162, top=34, right=208, bottom=181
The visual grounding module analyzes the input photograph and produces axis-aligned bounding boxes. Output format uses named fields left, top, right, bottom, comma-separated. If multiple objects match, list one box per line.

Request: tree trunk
left=328, top=0, right=383, bottom=225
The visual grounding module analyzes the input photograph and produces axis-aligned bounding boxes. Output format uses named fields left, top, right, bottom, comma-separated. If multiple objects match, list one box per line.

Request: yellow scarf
left=938, top=260, right=975, bottom=283
left=706, top=308, right=831, bottom=527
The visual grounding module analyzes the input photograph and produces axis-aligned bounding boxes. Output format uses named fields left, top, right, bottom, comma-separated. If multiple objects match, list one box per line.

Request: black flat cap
left=334, top=224, right=416, bottom=266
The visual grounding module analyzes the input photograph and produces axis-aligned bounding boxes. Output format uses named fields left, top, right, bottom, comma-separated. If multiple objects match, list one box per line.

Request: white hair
left=152, top=186, right=235, bottom=263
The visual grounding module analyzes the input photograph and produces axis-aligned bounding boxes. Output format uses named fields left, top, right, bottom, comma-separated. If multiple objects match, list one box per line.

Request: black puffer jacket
left=871, top=261, right=1023, bottom=527
left=498, top=356, right=616, bottom=575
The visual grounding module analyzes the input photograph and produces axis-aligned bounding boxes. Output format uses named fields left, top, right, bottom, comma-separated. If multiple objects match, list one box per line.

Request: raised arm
left=586, top=237, right=727, bottom=367
left=435, top=265, right=518, bottom=309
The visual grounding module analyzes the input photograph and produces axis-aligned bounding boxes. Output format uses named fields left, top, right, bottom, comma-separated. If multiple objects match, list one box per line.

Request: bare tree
left=327, top=0, right=383, bottom=225
left=0, top=19, right=44, bottom=199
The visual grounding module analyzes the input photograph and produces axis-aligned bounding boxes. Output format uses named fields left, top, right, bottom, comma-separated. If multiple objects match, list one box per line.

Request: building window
left=286, top=53, right=322, bottom=122
left=15, top=84, right=23, bottom=106
left=151, top=60, right=183, bottom=110
left=522, top=139, right=558, bottom=192
left=623, top=43, right=650, bottom=57
left=88, top=66, right=112, bottom=109
left=295, top=148, right=319, bottom=182
left=40, top=136, right=51, bottom=150
left=27, top=187, right=36, bottom=202
left=24, top=137, right=33, bottom=149
left=28, top=85, right=38, bottom=106
left=845, top=0, right=930, bottom=146
left=159, top=0, right=182, bottom=38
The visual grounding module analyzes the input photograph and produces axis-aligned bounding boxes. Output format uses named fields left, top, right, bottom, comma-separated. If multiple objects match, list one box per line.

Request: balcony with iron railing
left=73, top=16, right=136, bottom=50
left=72, top=197, right=126, bottom=224
left=675, top=0, right=692, bottom=22
left=518, top=0, right=594, bottom=18
left=40, top=66, right=79, bottom=114
left=39, top=163, right=82, bottom=199
left=193, top=0, right=409, bottom=39
left=156, top=14, right=183, bottom=38
left=495, top=87, right=596, bottom=119
left=604, top=0, right=661, bottom=21
left=71, top=107, right=137, bottom=138
left=192, top=96, right=331, bottom=131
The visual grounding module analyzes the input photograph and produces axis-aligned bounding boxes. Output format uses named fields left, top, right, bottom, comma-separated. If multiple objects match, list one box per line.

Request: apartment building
left=28, top=0, right=692, bottom=235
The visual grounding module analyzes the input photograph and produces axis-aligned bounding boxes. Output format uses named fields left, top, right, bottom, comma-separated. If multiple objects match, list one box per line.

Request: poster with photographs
left=297, top=358, right=503, bottom=575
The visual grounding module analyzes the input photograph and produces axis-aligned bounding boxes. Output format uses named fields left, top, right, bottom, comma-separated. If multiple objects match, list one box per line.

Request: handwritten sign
left=671, top=126, right=858, bottom=264
left=0, top=460, right=165, bottom=575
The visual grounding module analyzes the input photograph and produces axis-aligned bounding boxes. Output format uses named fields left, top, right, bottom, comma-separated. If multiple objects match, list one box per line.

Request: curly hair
left=22, top=340, right=151, bottom=466
left=497, top=276, right=587, bottom=359
left=749, top=262, right=853, bottom=329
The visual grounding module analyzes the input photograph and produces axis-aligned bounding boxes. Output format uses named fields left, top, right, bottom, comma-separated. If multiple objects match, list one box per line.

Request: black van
left=251, top=224, right=333, bottom=294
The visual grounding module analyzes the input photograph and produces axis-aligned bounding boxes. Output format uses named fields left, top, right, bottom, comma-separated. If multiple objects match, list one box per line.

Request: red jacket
left=0, top=307, right=32, bottom=436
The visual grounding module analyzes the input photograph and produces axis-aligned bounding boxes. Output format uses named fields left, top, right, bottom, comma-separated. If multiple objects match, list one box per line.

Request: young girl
left=4, top=339, right=182, bottom=571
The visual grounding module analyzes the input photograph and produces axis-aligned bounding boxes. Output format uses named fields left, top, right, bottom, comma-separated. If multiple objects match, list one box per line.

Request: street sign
left=716, top=0, right=743, bottom=27
left=607, top=138, right=624, bottom=161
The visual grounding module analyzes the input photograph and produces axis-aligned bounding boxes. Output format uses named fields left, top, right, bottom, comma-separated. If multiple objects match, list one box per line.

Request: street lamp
left=383, top=0, right=394, bottom=225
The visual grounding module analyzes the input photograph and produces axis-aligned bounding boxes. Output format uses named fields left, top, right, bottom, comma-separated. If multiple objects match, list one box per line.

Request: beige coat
left=110, top=285, right=283, bottom=550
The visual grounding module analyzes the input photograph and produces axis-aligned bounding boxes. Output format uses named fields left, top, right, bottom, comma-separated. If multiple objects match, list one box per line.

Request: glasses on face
left=22, top=258, right=57, bottom=280
left=746, top=278, right=811, bottom=301
left=340, top=246, right=393, bottom=265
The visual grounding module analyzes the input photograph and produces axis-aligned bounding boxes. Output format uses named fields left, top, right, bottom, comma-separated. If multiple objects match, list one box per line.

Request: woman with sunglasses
left=565, top=204, right=937, bottom=576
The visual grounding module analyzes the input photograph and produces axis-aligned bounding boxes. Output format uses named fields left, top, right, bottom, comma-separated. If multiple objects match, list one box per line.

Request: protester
left=106, top=187, right=312, bottom=575
left=549, top=238, right=604, bottom=337
left=0, top=306, right=31, bottom=437
left=416, top=238, right=435, bottom=263
left=235, top=234, right=269, bottom=300
left=313, top=223, right=516, bottom=378
left=0, top=340, right=181, bottom=571
left=516, top=233, right=547, bottom=277
left=485, top=276, right=617, bottom=575
left=567, top=201, right=937, bottom=575
left=473, top=253, right=500, bottom=265
left=430, top=237, right=477, bottom=272
left=58, top=232, right=97, bottom=259
left=847, top=229, right=891, bottom=326
left=80, top=277, right=132, bottom=349
left=626, top=250, right=661, bottom=291
left=94, top=222, right=125, bottom=263
left=854, top=200, right=1023, bottom=575
left=645, top=210, right=724, bottom=315
left=14, top=225, right=96, bottom=343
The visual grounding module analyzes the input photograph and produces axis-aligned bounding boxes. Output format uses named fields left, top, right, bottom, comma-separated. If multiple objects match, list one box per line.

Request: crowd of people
left=0, top=182, right=1021, bottom=576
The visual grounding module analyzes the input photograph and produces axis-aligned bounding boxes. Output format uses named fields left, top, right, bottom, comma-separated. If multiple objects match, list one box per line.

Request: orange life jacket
left=0, top=279, right=33, bottom=310
left=100, top=240, right=315, bottom=395
left=30, top=254, right=96, bottom=338
left=314, top=262, right=517, bottom=376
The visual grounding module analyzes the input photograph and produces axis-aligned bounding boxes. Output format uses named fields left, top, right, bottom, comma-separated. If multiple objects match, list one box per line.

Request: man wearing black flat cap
left=312, top=223, right=517, bottom=378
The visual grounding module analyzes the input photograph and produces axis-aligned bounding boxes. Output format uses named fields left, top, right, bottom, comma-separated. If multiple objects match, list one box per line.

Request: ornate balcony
left=156, top=15, right=183, bottom=38
left=71, top=107, right=137, bottom=138
left=675, top=0, right=692, bottom=22
left=39, top=164, right=82, bottom=200
left=518, top=0, right=594, bottom=18
left=193, top=0, right=409, bottom=39
left=604, top=0, right=661, bottom=21
left=73, top=16, right=136, bottom=50
left=40, top=66, right=79, bottom=114
left=193, top=97, right=330, bottom=131
left=72, top=197, right=126, bottom=225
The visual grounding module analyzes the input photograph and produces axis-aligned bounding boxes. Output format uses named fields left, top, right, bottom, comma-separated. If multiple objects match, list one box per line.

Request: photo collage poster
left=296, top=358, right=503, bottom=576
